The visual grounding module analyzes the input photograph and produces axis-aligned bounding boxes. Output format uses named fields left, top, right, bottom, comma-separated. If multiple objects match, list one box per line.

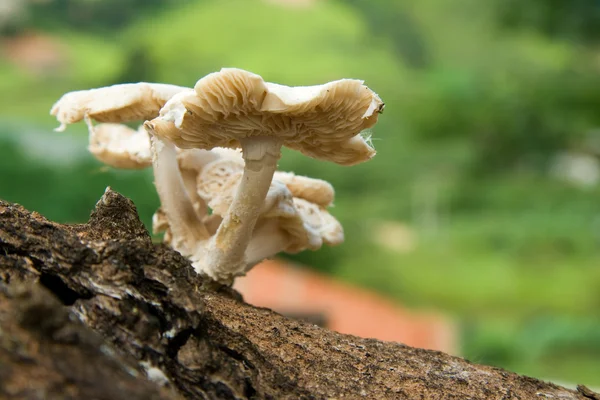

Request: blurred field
left=0, top=0, right=599, bottom=386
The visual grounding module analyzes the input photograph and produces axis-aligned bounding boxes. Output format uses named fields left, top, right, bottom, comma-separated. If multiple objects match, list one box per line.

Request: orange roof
left=234, top=259, right=457, bottom=354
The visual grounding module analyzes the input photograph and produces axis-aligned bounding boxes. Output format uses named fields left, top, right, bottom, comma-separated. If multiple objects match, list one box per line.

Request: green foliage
left=463, top=316, right=600, bottom=384
left=403, top=68, right=600, bottom=174
left=0, top=129, right=158, bottom=227
left=28, top=0, right=183, bottom=32
left=498, top=0, right=600, bottom=44
left=123, top=0, right=407, bottom=87
left=344, top=0, right=430, bottom=68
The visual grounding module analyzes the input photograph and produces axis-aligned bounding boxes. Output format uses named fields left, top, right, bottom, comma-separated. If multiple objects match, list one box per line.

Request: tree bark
left=0, top=188, right=592, bottom=400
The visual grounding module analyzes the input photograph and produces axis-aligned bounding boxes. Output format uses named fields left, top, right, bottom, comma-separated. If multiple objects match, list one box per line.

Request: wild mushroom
left=192, top=158, right=343, bottom=272
left=149, top=134, right=211, bottom=254
left=270, top=172, right=334, bottom=208
left=151, top=150, right=343, bottom=277
left=51, top=82, right=211, bottom=255
left=51, top=82, right=188, bottom=131
left=145, top=68, right=383, bottom=282
left=177, top=147, right=242, bottom=216
left=87, top=123, right=152, bottom=169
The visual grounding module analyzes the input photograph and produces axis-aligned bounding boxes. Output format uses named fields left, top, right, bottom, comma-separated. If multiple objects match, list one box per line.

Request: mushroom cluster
left=51, top=68, right=383, bottom=283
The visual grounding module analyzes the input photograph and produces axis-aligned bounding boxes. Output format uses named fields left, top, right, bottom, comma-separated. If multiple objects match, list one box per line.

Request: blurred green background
left=1, top=0, right=599, bottom=387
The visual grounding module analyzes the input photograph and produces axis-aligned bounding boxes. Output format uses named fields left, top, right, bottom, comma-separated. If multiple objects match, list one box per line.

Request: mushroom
left=243, top=194, right=345, bottom=269
left=51, top=82, right=212, bottom=256
left=151, top=150, right=343, bottom=278
left=150, top=134, right=211, bottom=255
left=51, top=82, right=189, bottom=131
left=192, top=158, right=343, bottom=273
left=270, top=172, right=334, bottom=208
left=87, top=123, right=152, bottom=169
left=145, top=68, right=383, bottom=281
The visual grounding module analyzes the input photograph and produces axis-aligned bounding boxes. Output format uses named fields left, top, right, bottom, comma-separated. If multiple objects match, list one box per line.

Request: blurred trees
left=2, top=0, right=186, bottom=33
left=498, top=0, right=600, bottom=44
left=345, top=0, right=600, bottom=175
left=344, top=0, right=430, bottom=68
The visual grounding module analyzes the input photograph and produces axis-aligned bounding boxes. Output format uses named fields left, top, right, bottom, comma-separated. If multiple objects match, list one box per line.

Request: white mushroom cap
left=88, top=123, right=152, bottom=169
left=51, top=82, right=189, bottom=131
left=272, top=171, right=334, bottom=208
left=196, top=158, right=244, bottom=208
left=176, top=148, right=220, bottom=172
left=146, top=68, right=383, bottom=166
left=284, top=197, right=344, bottom=252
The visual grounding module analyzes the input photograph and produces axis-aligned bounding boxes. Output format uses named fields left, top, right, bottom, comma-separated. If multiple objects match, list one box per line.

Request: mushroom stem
left=201, top=137, right=283, bottom=282
left=151, top=135, right=210, bottom=254
left=180, top=167, right=208, bottom=218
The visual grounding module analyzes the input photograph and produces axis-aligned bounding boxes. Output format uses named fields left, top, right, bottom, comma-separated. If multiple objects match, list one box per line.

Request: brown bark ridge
left=0, top=187, right=588, bottom=400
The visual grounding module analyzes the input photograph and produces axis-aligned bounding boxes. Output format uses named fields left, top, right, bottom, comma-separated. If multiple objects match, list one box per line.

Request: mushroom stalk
left=177, top=149, right=221, bottom=218
left=180, top=167, right=208, bottom=218
left=151, top=136, right=210, bottom=254
left=202, top=137, right=282, bottom=282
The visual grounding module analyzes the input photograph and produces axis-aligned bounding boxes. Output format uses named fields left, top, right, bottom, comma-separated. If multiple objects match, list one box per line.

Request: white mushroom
left=150, top=135, right=210, bottom=255
left=271, top=172, right=334, bottom=208
left=50, top=69, right=383, bottom=284
left=50, top=82, right=212, bottom=255
left=51, top=82, right=189, bottom=131
left=145, top=68, right=383, bottom=282
left=191, top=156, right=343, bottom=275
left=87, top=123, right=152, bottom=169
left=245, top=194, right=344, bottom=267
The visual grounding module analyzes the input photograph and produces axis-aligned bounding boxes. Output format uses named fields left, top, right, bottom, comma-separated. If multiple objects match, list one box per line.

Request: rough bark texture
left=0, top=188, right=591, bottom=399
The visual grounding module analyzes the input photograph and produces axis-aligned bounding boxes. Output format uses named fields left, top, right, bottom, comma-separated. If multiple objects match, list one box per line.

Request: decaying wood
left=0, top=283, right=181, bottom=400
left=0, top=188, right=588, bottom=399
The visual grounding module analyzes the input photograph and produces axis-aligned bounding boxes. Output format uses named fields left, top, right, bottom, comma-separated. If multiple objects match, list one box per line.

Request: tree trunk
left=0, top=188, right=592, bottom=400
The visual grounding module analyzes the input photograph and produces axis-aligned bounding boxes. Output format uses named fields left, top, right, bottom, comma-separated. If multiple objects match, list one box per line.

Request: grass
left=329, top=210, right=600, bottom=314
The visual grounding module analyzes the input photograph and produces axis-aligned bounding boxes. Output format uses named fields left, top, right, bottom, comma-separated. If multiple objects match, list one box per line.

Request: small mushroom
left=51, top=82, right=210, bottom=256
left=271, top=172, right=334, bottom=208
left=145, top=68, right=383, bottom=281
left=86, top=119, right=218, bottom=234
left=150, top=135, right=211, bottom=255
left=87, top=123, right=152, bottom=169
left=51, top=82, right=189, bottom=131
left=152, top=148, right=240, bottom=253
left=245, top=195, right=344, bottom=268
left=192, top=156, right=343, bottom=276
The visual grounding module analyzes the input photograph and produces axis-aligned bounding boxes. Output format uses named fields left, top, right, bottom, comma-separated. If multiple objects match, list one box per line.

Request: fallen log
left=0, top=188, right=589, bottom=399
